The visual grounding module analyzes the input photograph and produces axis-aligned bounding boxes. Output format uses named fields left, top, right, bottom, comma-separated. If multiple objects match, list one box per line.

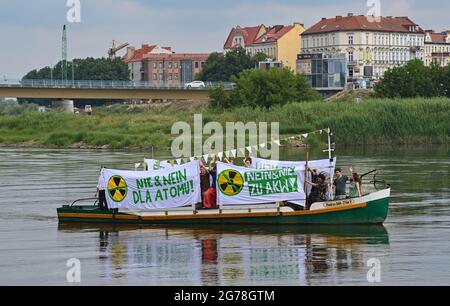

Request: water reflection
left=58, top=224, right=389, bottom=285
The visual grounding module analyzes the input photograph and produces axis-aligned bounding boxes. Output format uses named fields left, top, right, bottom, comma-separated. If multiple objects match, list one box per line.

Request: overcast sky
left=0, top=0, right=448, bottom=78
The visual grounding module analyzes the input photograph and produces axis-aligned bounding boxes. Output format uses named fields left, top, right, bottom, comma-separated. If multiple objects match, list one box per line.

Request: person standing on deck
left=96, top=167, right=108, bottom=210
left=333, top=168, right=348, bottom=200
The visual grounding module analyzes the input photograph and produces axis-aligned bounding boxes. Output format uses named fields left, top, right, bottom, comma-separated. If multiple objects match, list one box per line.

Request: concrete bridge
left=0, top=79, right=233, bottom=101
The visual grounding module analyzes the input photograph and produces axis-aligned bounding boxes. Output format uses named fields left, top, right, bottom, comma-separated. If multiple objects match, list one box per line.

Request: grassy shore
left=0, top=97, right=448, bottom=149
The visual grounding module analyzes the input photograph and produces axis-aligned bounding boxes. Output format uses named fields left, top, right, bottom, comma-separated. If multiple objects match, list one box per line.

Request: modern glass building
left=297, top=54, right=347, bottom=89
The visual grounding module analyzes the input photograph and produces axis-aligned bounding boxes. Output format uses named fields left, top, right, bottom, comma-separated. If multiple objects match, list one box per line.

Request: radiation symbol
left=218, top=170, right=244, bottom=196
left=107, top=176, right=128, bottom=202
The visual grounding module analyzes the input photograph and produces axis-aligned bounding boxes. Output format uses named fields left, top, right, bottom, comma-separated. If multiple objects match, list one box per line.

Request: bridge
left=0, top=79, right=234, bottom=101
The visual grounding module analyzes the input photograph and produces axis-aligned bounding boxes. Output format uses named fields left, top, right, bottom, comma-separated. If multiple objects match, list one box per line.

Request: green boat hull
left=57, top=189, right=390, bottom=225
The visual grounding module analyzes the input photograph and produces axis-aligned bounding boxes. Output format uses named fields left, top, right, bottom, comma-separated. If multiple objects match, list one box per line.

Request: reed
left=0, top=98, right=448, bottom=148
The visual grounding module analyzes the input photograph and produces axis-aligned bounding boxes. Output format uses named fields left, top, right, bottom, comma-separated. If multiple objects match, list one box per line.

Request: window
left=201, top=62, right=205, bottom=68
left=168, top=62, right=172, bottom=69
left=159, top=62, right=163, bottom=69
left=153, top=73, right=157, bottom=80
left=159, top=73, right=163, bottom=80
left=348, top=51, right=354, bottom=62
left=169, top=74, right=172, bottom=80
left=195, top=62, right=199, bottom=69
left=348, top=35, right=354, bottom=46
left=174, top=62, right=178, bottom=69
left=153, top=62, right=157, bottom=69
left=174, top=74, right=178, bottom=81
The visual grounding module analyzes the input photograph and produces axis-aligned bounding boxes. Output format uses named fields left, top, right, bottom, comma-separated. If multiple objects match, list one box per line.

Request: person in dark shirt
left=306, top=173, right=327, bottom=209
left=334, top=168, right=349, bottom=200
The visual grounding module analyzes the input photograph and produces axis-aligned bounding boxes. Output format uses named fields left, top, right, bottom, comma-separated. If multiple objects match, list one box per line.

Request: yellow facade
left=277, top=23, right=305, bottom=71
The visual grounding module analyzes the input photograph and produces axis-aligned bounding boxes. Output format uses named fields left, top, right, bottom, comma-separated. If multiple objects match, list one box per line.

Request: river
left=0, top=146, right=448, bottom=285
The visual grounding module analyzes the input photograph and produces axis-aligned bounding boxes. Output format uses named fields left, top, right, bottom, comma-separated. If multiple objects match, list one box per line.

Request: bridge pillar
left=52, top=99, right=74, bottom=113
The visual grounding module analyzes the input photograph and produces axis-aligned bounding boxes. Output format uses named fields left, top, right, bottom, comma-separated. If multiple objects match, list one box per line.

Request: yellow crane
left=108, top=40, right=129, bottom=59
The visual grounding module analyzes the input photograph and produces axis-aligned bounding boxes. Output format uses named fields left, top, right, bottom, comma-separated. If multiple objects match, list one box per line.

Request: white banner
left=216, top=162, right=306, bottom=206
left=101, top=161, right=201, bottom=210
left=251, top=157, right=336, bottom=176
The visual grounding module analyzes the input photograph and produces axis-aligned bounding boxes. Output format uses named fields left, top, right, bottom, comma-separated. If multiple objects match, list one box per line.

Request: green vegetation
left=375, top=60, right=450, bottom=98
left=196, top=47, right=271, bottom=82
left=20, top=57, right=130, bottom=106
left=0, top=98, right=448, bottom=149
left=210, top=68, right=322, bottom=109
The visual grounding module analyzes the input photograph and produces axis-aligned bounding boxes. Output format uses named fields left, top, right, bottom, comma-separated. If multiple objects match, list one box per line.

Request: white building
left=424, top=30, right=450, bottom=67
left=301, top=13, right=425, bottom=80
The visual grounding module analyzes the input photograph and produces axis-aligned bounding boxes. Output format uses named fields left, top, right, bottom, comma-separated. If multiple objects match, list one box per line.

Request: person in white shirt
left=95, top=167, right=108, bottom=210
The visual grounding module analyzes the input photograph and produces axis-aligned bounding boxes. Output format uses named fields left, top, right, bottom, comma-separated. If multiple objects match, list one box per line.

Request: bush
left=209, top=68, right=322, bottom=109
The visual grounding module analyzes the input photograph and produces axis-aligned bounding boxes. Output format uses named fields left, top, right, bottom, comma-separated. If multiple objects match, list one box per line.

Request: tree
left=375, top=59, right=447, bottom=98
left=198, top=47, right=269, bottom=82
left=20, top=57, right=130, bottom=106
left=209, top=68, right=321, bottom=109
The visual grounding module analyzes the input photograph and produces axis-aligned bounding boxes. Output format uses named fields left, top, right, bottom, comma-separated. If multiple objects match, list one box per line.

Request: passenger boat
left=57, top=131, right=391, bottom=226
left=57, top=187, right=390, bottom=225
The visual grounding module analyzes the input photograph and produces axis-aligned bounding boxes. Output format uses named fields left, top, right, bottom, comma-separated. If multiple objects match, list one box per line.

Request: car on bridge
left=184, top=81, right=206, bottom=89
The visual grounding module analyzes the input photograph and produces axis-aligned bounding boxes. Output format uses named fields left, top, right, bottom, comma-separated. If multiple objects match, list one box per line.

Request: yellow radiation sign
left=108, top=176, right=128, bottom=202
left=218, top=170, right=244, bottom=196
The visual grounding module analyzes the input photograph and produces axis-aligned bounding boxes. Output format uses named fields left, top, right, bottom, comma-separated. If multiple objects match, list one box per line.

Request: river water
left=0, top=146, right=448, bottom=286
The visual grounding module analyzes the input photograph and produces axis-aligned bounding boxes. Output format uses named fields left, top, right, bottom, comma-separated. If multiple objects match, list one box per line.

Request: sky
left=0, top=0, right=448, bottom=78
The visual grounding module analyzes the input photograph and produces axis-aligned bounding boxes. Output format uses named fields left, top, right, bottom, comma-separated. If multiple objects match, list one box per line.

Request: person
left=306, top=173, right=327, bottom=209
left=96, top=166, right=108, bottom=210
left=348, top=170, right=362, bottom=198
left=199, top=163, right=210, bottom=201
left=333, top=168, right=348, bottom=200
left=243, top=157, right=252, bottom=168
left=203, top=161, right=218, bottom=209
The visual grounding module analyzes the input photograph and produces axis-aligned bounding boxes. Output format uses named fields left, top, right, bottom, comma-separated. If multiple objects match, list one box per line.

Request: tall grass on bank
left=0, top=98, right=448, bottom=148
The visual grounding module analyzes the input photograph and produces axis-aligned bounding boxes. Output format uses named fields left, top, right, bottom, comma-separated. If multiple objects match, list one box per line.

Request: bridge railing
left=0, top=79, right=236, bottom=90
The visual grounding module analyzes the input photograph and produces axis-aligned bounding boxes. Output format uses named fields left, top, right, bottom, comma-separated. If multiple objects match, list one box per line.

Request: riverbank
left=0, top=97, right=448, bottom=149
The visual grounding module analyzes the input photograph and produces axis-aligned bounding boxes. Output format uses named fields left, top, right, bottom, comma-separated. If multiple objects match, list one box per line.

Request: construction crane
left=108, top=40, right=129, bottom=59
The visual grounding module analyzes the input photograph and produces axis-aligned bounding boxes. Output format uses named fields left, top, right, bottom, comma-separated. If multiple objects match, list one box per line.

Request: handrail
left=70, top=198, right=99, bottom=207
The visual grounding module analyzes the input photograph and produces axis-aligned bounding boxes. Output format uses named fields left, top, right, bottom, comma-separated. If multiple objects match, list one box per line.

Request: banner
left=101, top=161, right=201, bottom=210
left=251, top=157, right=336, bottom=176
left=216, top=162, right=306, bottom=206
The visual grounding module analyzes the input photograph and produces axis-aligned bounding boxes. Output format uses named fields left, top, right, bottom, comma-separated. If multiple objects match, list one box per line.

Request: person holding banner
left=203, top=161, right=218, bottom=209
left=96, top=166, right=108, bottom=211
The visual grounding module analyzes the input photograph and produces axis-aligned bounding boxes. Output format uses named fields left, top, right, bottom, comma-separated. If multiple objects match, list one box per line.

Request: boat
left=57, top=130, right=391, bottom=226
left=57, top=185, right=390, bottom=225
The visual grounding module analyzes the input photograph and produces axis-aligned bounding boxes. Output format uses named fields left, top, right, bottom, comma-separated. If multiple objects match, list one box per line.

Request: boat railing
left=70, top=198, right=99, bottom=207
left=360, top=169, right=389, bottom=191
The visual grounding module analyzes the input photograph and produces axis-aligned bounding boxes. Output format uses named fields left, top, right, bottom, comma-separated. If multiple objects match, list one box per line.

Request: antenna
left=61, top=25, right=68, bottom=81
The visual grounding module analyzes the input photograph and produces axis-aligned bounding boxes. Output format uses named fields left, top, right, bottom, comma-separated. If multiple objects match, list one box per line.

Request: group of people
left=305, top=166, right=362, bottom=209
left=199, top=157, right=253, bottom=209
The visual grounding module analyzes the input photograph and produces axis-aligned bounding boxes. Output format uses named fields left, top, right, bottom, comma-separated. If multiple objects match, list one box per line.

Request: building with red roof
left=425, top=30, right=450, bottom=67
left=300, top=13, right=426, bottom=80
left=123, top=44, right=174, bottom=82
left=141, top=53, right=209, bottom=87
left=224, top=23, right=305, bottom=70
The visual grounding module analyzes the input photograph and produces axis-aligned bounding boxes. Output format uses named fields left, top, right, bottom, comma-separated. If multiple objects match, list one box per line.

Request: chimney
left=336, top=16, right=342, bottom=20
left=126, top=46, right=135, bottom=59
left=347, top=13, right=354, bottom=17
left=321, top=17, right=327, bottom=21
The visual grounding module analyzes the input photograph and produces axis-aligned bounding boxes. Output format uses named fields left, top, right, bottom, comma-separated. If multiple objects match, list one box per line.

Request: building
left=424, top=30, right=450, bottom=67
left=300, top=13, right=425, bottom=81
left=297, top=53, right=347, bottom=90
left=224, top=23, right=305, bottom=71
left=141, top=53, right=209, bottom=87
left=124, top=44, right=173, bottom=82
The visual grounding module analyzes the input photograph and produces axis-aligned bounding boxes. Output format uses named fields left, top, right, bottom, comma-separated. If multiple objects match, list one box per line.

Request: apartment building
left=124, top=44, right=173, bottom=82
left=300, top=13, right=425, bottom=80
left=424, top=30, right=450, bottom=67
left=224, top=23, right=305, bottom=71
left=142, top=53, right=209, bottom=86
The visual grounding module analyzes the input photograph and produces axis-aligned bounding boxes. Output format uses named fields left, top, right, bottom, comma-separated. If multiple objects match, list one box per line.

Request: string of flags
left=135, top=128, right=331, bottom=168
